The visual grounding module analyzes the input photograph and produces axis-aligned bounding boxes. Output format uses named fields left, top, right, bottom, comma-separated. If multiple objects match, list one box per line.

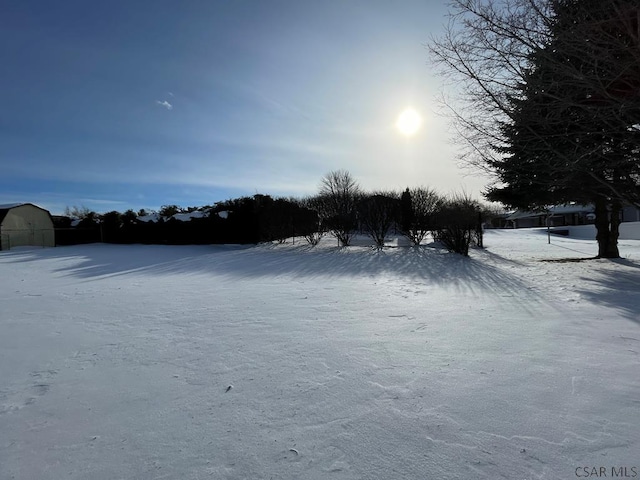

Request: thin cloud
left=156, top=100, right=173, bottom=110
left=78, top=198, right=127, bottom=206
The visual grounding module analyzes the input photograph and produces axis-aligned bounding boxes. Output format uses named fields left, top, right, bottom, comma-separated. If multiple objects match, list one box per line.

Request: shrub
left=434, top=194, right=483, bottom=256
left=358, top=191, right=400, bottom=248
left=400, top=187, right=443, bottom=245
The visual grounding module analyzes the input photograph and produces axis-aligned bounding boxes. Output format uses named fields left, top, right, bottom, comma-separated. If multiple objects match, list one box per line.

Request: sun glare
left=396, top=108, right=422, bottom=136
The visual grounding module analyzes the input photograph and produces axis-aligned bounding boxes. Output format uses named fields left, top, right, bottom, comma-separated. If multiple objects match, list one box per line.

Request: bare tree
left=64, top=205, right=94, bottom=220
left=298, top=196, right=327, bottom=246
left=400, top=187, right=443, bottom=245
left=429, top=0, right=552, bottom=171
left=358, top=191, right=400, bottom=249
left=318, top=170, right=361, bottom=246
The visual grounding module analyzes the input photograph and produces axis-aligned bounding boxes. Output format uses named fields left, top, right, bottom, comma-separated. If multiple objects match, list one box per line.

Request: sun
left=396, top=107, right=422, bottom=136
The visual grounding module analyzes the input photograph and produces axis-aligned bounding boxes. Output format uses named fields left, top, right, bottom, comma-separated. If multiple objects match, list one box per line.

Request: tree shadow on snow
left=575, top=264, right=640, bottom=325
left=0, top=243, right=548, bottom=310
left=0, top=244, right=249, bottom=279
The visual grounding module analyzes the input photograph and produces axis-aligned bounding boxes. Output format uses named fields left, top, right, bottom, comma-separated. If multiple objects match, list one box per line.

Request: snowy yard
left=1, top=229, right=639, bottom=480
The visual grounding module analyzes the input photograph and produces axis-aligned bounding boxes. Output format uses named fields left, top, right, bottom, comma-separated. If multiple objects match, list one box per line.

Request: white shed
left=0, top=203, right=55, bottom=250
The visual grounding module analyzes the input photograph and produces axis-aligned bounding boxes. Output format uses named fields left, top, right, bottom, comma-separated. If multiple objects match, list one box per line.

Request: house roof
left=548, top=204, right=594, bottom=215
left=506, top=210, right=537, bottom=221
left=137, top=213, right=162, bottom=223
left=171, top=210, right=208, bottom=221
left=506, top=204, right=594, bottom=221
left=136, top=209, right=211, bottom=223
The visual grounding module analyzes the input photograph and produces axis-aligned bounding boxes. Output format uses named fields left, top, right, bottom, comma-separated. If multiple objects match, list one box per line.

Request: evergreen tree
left=486, top=0, right=640, bottom=258
left=400, top=188, right=413, bottom=234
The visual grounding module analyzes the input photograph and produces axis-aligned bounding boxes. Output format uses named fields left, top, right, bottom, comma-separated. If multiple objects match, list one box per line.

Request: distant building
left=506, top=203, right=640, bottom=229
left=622, top=204, right=640, bottom=222
left=0, top=203, right=55, bottom=250
left=506, top=204, right=594, bottom=228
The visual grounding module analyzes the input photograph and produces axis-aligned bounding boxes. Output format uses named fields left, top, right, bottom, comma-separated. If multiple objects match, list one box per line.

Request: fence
left=0, top=229, right=55, bottom=250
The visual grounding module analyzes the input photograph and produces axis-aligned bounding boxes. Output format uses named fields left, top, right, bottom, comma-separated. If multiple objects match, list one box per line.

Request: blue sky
left=1, top=1, right=490, bottom=215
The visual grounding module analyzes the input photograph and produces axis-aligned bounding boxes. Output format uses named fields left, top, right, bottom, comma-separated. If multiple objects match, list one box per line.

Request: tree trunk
left=594, top=198, right=621, bottom=258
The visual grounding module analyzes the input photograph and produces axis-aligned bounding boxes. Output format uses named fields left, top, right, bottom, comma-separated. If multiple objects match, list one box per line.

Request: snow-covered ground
left=1, top=229, right=638, bottom=480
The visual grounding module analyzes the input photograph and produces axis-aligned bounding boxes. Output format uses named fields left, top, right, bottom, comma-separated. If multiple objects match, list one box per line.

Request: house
left=506, top=203, right=640, bottom=229
left=506, top=204, right=595, bottom=229
left=0, top=203, right=55, bottom=250
left=622, top=204, right=640, bottom=222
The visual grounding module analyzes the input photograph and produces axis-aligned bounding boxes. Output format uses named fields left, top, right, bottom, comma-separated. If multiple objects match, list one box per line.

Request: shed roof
left=0, top=203, right=27, bottom=210
left=0, top=203, right=53, bottom=225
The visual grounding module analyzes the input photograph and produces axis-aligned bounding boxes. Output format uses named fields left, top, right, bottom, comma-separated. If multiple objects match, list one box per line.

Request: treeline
left=54, top=195, right=320, bottom=246
left=55, top=170, right=500, bottom=255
